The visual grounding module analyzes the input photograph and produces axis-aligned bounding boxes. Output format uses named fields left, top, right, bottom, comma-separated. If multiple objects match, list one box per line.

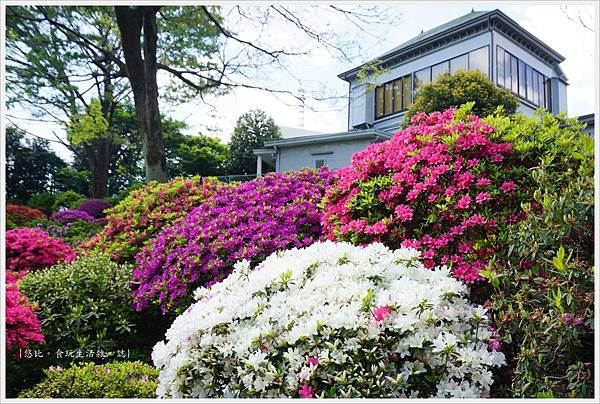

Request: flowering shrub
left=18, top=255, right=138, bottom=354
left=152, top=241, right=505, bottom=398
left=84, top=177, right=225, bottom=263
left=52, top=191, right=87, bottom=212
left=50, top=209, right=96, bottom=225
left=18, top=361, right=158, bottom=398
left=133, top=168, right=333, bottom=314
left=39, top=220, right=104, bottom=249
left=6, top=204, right=46, bottom=229
left=6, top=228, right=76, bottom=275
left=6, top=271, right=45, bottom=351
left=78, top=199, right=111, bottom=218
left=481, top=112, right=595, bottom=398
left=322, top=106, right=527, bottom=283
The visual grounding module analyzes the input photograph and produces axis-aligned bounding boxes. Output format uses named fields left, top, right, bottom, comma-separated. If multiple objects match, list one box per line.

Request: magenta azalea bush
left=78, top=199, right=111, bottom=218
left=6, top=271, right=45, bottom=351
left=6, top=228, right=76, bottom=275
left=50, top=209, right=96, bottom=225
left=133, top=168, right=333, bottom=314
left=323, top=107, right=528, bottom=283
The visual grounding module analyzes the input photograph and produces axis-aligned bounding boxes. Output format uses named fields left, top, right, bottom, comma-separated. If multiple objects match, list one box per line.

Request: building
left=255, top=9, right=573, bottom=175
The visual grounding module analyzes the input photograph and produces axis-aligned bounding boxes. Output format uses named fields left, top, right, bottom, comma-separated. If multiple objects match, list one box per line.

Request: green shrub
left=27, top=192, right=56, bottom=215
left=18, top=361, right=158, bottom=398
left=18, top=255, right=137, bottom=353
left=42, top=219, right=104, bottom=249
left=482, top=111, right=594, bottom=398
left=404, top=70, right=518, bottom=125
left=52, top=191, right=87, bottom=212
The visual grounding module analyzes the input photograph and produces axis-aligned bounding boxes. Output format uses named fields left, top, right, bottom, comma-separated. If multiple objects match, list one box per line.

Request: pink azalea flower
left=455, top=195, right=471, bottom=210
left=475, top=192, right=491, bottom=204
left=307, top=356, right=320, bottom=366
left=372, top=306, right=393, bottom=322
left=500, top=181, right=516, bottom=193
left=299, top=385, right=316, bottom=399
left=394, top=204, right=413, bottom=222
left=476, top=177, right=492, bottom=187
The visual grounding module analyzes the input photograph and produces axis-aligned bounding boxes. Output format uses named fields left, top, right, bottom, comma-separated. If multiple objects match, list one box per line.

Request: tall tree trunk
left=84, top=141, right=110, bottom=198
left=115, top=6, right=168, bottom=182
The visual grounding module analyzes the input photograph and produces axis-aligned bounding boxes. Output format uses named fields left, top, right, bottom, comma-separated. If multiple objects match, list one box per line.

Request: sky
left=6, top=1, right=598, bottom=161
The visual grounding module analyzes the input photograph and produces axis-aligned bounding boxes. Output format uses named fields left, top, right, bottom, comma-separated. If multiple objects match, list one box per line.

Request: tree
left=227, top=110, right=282, bottom=175
left=403, top=70, right=519, bottom=124
left=6, top=6, right=130, bottom=197
left=5, top=127, right=67, bottom=203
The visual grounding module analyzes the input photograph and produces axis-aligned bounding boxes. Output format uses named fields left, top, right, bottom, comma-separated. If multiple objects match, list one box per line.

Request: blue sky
left=9, top=1, right=597, bottom=160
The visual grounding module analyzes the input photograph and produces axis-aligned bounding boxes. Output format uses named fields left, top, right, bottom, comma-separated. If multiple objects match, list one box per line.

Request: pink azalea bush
left=6, top=271, right=45, bottom=350
left=133, top=168, right=333, bottom=314
left=322, top=107, right=527, bottom=283
left=6, top=228, right=76, bottom=275
left=84, top=177, right=226, bottom=263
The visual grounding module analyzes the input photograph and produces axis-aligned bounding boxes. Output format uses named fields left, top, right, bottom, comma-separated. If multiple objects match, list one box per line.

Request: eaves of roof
left=261, top=129, right=392, bottom=148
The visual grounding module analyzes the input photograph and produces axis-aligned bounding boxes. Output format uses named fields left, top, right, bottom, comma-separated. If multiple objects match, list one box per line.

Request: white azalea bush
left=152, top=241, right=505, bottom=398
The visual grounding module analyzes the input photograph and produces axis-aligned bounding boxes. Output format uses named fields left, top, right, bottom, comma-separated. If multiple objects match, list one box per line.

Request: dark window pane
left=518, top=60, right=526, bottom=98
left=526, top=66, right=534, bottom=102
left=375, top=86, right=384, bottom=118
left=469, top=47, right=488, bottom=76
left=431, top=61, right=449, bottom=82
left=393, top=80, right=402, bottom=112
left=538, top=73, right=545, bottom=108
left=384, top=82, right=393, bottom=115
left=414, top=67, right=431, bottom=96
left=450, top=54, right=468, bottom=74
left=497, top=47, right=505, bottom=86
left=545, top=78, right=552, bottom=111
left=402, top=74, right=411, bottom=109
left=504, top=51, right=512, bottom=90
left=532, top=71, right=539, bottom=106
left=510, top=56, right=518, bottom=92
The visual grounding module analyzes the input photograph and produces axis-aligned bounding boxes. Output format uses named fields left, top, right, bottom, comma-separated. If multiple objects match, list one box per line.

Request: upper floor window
left=375, top=74, right=412, bottom=119
left=497, top=46, right=550, bottom=109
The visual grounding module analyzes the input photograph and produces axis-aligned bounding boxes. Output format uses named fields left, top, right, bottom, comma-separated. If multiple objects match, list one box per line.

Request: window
left=518, top=60, right=526, bottom=98
left=375, top=86, right=384, bottom=118
left=431, top=61, right=449, bottom=82
left=497, top=46, right=549, bottom=108
left=545, top=79, right=552, bottom=111
left=450, top=54, right=468, bottom=74
left=314, top=159, right=326, bottom=169
left=374, top=75, right=413, bottom=119
left=497, top=47, right=505, bottom=87
left=468, top=47, right=488, bottom=75
left=413, top=67, right=431, bottom=95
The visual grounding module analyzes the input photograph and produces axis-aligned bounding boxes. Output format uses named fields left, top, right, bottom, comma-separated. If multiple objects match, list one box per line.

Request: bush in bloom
left=322, top=106, right=528, bottom=283
left=6, top=271, right=45, bottom=351
left=152, top=241, right=505, bottom=398
left=133, top=169, right=333, bottom=314
left=50, top=209, right=96, bottom=225
left=6, top=228, right=76, bottom=275
left=78, top=199, right=111, bottom=218
left=84, top=177, right=225, bottom=263
left=6, top=204, right=46, bottom=229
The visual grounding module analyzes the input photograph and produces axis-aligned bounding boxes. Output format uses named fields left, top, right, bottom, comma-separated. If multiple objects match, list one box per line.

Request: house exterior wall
left=347, top=27, right=566, bottom=131
left=276, top=138, right=379, bottom=172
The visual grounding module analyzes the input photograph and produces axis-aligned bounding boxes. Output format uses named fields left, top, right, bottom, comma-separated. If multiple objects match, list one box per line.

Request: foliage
left=54, top=166, right=92, bottom=195
left=6, top=271, right=45, bottom=351
left=27, top=192, right=57, bottom=215
left=133, top=168, right=333, bottom=314
left=480, top=112, right=595, bottom=398
left=5, top=126, right=67, bottom=204
left=6, top=228, right=76, bottom=275
left=51, top=209, right=96, bottom=225
left=78, top=199, right=111, bottom=218
left=40, top=220, right=104, bottom=249
left=404, top=70, right=518, bottom=125
left=84, top=177, right=226, bottom=263
left=6, top=204, right=47, bottom=229
left=165, top=129, right=228, bottom=177
left=18, top=361, right=158, bottom=398
left=18, top=255, right=138, bottom=354
left=52, top=190, right=87, bottom=211
left=153, top=241, right=505, bottom=398
left=226, top=110, right=282, bottom=175
left=323, top=106, right=527, bottom=283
